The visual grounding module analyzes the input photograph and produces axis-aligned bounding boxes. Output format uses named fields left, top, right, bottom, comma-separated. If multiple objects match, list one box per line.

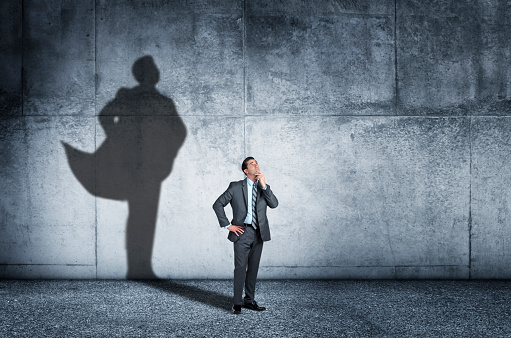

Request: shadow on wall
left=62, top=56, right=187, bottom=279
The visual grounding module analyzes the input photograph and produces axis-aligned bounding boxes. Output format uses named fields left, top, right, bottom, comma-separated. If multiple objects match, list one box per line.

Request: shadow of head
left=132, top=55, right=160, bottom=87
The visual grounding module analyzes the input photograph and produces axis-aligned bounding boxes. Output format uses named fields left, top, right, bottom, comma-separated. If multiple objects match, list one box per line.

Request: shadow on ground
left=139, top=280, right=232, bottom=313
left=4, top=280, right=511, bottom=336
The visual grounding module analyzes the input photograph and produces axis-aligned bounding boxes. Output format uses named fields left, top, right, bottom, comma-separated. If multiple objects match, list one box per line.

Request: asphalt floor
left=1, top=279, right=511, bottom=337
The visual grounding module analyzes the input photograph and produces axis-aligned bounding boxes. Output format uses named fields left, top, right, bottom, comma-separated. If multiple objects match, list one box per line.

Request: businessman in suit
left=213, top=157, right=279, bottom=314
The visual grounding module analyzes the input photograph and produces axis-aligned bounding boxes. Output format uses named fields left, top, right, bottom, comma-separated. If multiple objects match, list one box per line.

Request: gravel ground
left=1, top=279, right=511, bottom=337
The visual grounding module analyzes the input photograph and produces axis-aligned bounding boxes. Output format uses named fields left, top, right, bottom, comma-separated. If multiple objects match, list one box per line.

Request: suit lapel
left=242, top=178, right=248, bottom=209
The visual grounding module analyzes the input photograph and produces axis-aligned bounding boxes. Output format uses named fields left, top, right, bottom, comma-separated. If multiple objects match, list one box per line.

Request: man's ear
left=243, top=169, right=248, bottom=176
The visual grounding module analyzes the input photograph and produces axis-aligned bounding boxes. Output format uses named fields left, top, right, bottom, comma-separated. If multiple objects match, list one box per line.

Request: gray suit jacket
left=213, top=179, right=278, bottom=242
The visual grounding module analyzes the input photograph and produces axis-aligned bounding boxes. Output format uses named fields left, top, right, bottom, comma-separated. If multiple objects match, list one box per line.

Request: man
left=213, top=157, right=279, bottom=314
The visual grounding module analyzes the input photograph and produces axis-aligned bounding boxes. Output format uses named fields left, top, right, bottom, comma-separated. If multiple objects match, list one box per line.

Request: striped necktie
left=251, top=181, right=258, bottom=229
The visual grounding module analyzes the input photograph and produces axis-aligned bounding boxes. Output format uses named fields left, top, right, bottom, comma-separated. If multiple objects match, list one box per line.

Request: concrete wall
left=1, top=0, right=510, bottom=279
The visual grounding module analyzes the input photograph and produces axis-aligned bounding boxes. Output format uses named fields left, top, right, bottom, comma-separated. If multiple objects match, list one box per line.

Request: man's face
left=244, top=159, right=260, bottom=177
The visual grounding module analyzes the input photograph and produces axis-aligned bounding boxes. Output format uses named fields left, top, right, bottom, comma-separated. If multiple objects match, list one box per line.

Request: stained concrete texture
left=0, top=0, right=22, bottom=116
left=96, top=0, right=243, bottom=116
left=1, top=280, right=511, bottom=337
left=247, top=0, right=394, bottom=16
left=471, top=117, right=511, bottom=278
left=0, top=117, right=96, bottom=278
left=22, top=0, right=95, bottom=116
left=1, top=0, right=511, bottom=279
left=96, top=116, right=245, bottom=279
left=397, top=0, right=511, bottom=115
left=247, top=116, right=470, bottom=279
left=246, top=1, right=395, bottom=115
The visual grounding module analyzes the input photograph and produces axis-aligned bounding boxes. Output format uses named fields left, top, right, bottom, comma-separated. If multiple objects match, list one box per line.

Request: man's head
left=242, top=157, right=260, bottom=178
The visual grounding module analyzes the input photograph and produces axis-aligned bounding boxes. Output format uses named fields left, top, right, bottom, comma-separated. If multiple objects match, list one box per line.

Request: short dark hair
left=242, top=157, right=255, bottom=174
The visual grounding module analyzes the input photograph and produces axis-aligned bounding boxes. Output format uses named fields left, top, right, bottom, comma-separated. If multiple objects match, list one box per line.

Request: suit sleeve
left=261, top=184, right=278, bottom=209
left=212, top=182, right=234, bottom=227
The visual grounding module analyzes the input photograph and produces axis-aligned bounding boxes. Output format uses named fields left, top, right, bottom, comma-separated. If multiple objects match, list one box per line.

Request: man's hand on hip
left=227, top=225, right=244, bottom=236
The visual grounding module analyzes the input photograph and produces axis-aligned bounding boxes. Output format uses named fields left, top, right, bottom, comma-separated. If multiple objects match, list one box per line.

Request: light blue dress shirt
left=244, top=177, right=256, bottom=225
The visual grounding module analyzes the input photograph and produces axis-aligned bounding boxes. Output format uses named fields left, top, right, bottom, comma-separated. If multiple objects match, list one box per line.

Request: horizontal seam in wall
left=243, top=115, right=472, bottom=118
left=262, top=265, right=466, bottom=268
left=248, top=13, right=394, bottom=18
left=9, top=114, right=511, bottom=118
left=0, top=264, right=95, bottom=267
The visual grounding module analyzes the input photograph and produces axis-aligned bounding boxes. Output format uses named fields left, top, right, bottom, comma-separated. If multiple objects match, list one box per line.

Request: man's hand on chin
left=255, top=171, right=266, bottom=188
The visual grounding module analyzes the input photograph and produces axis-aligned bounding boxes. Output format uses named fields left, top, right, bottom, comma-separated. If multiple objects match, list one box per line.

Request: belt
left=244, top=223, right=259, bottom=230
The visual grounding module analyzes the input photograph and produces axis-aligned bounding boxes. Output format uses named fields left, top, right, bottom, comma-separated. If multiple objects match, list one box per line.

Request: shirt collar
left=246, top=177, right=257, bottom=187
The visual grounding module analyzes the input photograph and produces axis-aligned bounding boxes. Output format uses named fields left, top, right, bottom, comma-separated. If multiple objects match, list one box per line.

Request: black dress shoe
left=242, top=301, right=266, bottom=311
left=232, top=305, right=242, bottom=314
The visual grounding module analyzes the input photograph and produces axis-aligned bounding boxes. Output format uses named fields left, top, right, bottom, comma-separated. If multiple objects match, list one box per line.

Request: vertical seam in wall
left=243, top=0, right=247, bottom=157
left=393, top=0, right=398, bottom=116
left=94, top=0, right=98, bottom=279
left=21, top=0, right=24, bottom=117
left=468, top=116, right=473, bottom=279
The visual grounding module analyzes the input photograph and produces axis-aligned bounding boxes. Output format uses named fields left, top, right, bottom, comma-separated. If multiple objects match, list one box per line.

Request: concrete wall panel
left=397, top=0, right=511, bottom=115
left=23, top=0, right=95, bottom=116
left=246, top=116, right=470, bottom=278
left=0, top=117, right=96, bottom=275
left=472, top=117, right=511, bottom=278
left=0, top=0, right=22, bottom=116
left=246, top=3, right=395, bottom=115
left=247, top=0, right=394, bottom=16
left=96, top=116, right=244, bottom=279
left=152, top=116, right=245, bottom=279
left=96, top=0, right=243, bottom=116
left=0, top=118, right=29, bottom=264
